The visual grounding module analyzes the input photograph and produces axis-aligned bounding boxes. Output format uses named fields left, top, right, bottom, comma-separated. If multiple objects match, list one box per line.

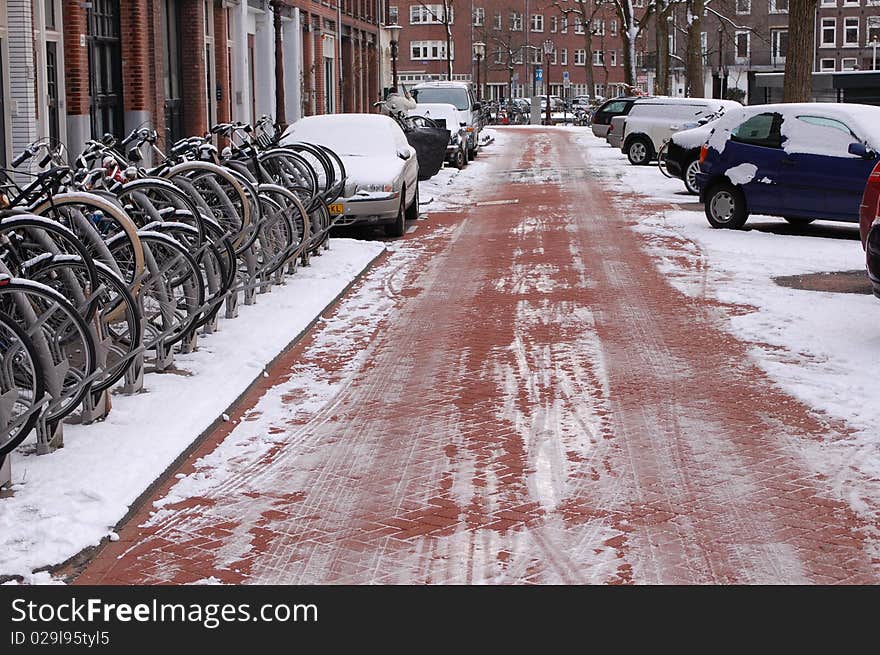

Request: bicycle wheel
left=0, top=308, right=45, bottom=456
left=657, top=141, right=674, bottom=178
left=0, top=274, right=96, bottom=424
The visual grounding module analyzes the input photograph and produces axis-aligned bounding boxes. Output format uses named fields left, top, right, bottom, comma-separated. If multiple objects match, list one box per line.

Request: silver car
left=282, top=114, right=421, bottom=237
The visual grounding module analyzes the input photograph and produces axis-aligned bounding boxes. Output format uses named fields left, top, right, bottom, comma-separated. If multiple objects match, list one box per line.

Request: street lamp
left=386, top=23, right=402, bottom=94
left=473, top=41, right=486, bottom=101
left=543, top=39, right=554, bottom=126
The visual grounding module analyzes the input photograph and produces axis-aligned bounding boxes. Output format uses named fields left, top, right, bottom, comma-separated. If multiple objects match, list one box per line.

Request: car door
left=722, top=111, right=787, bottom=215
left=777, top=114, right=878, bottom=222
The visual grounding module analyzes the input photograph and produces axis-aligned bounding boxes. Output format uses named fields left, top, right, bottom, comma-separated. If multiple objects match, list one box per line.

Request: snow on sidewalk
left=575, top=130, right=880, bottom=542
left=0, top=238, right=385, bottom=578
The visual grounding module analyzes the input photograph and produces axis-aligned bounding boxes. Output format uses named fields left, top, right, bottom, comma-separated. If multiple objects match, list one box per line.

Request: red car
left=860, top=160, right=880, bottom=298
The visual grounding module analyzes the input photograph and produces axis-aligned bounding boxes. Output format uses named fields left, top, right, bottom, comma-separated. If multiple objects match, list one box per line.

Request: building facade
left=0, top=0, right=381, bottom=165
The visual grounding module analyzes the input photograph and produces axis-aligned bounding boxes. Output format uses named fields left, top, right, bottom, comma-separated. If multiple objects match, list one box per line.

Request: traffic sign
left=535, top=68, right=543, bottom=81
left=563, top=70, right=570, bottom=80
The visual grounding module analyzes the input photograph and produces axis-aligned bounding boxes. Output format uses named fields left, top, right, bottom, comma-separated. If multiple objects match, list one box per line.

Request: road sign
left=563, top=70, right=570, bottom=80
left=535, top=68, right=543, bottom=81
left=563, top=78, right=571, bottom=89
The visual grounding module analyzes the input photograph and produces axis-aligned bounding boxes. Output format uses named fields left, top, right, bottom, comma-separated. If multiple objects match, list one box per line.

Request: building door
left=88, top=0, right=124, bottom=139
left=45, top=41, right=60, bottom=143
left=163, top=0, right=184, bottom=145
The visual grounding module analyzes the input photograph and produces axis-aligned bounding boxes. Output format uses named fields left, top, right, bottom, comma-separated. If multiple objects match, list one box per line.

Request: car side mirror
left=397, top=149, right=411, bottom=160
left=848, top=142, right=874, bottom=159
left=473, top=102, right=482, bottom=111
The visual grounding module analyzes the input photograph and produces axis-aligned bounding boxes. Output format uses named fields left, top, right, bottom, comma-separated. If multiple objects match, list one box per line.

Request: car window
left=731, top=112, right=783, bottom=149
left=411, top=87, right=470, bottom=110
left=604, top=101, right=627, bottom=113
left=795, top=116, right=856, bottom=139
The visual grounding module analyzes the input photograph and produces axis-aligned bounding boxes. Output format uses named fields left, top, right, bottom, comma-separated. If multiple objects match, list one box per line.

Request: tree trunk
left=783, top=0, right=817, bottom=102
left=655, top=7, right=668, bottom=95
left=686, top=0, right=705, bottom=97
left=576, top=1, right=596, bottom=99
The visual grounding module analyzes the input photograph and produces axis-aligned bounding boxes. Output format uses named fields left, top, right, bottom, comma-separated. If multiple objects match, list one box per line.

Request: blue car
left=697, top=103, right=880, bottom=229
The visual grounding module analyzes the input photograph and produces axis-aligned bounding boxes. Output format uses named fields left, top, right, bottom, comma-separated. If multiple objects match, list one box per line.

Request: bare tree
left=783, top=0, right=817, bottom=102
left=612, top=0, right=656, bottom=88
left=415, top=1, right=456, bottom=80
left=553, top=1, right=608, bottom=100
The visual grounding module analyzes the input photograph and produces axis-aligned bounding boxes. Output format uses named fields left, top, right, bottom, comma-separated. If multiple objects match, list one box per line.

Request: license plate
left=328, top=203, right=344, bottom=216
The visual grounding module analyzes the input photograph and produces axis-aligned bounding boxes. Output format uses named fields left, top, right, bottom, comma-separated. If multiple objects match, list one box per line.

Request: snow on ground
left=575, top=129, right=880, bottom=529
left=419, top=128, right=508, bottom=212
left=0, top=238, right=385, bottom=579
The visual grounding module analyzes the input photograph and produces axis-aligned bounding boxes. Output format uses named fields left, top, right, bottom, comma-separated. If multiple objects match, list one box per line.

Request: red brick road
left=76, top=128, right=878, bottom=584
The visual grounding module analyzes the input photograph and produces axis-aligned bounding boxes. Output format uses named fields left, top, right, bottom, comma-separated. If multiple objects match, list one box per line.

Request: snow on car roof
left=281, top=113, right=405, bottom=156
left=408, top=102, right=461, bottom=124
left=707, top=102, right=880, bottom=154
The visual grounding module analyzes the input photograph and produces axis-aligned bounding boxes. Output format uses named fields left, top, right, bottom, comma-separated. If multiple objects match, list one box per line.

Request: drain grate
left=773, top=270, right=872, bottom=295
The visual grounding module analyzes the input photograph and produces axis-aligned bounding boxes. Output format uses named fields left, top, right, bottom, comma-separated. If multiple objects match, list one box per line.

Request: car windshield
left=288, top=118, right=394, bottom=157
left=412, top=87, right=470, bottom=110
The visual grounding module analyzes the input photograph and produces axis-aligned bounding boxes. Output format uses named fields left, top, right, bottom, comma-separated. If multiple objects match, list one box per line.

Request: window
left=633, top=0, right=645, bottom=6
left=44, top=0, right=57, bottom=29
left=410, top=5, right=452, bottom=25
left=473, top=7, right=484, bottom=26
left=794, top=116, right=859, bottom=155
left=410, top=40, right=453, bottom=60
left=593, top=19, right=605, bottom=36
left=731, top=112, right=783, bottom=148
left=820, top=58, right=836, bottom=71
left=868, top=16, right=880, bottom=43
left=530, top=48, right=542, bottom=64
left=736, top=0, right=751, bottom=13
left=821, top=0, right=836, bottom=5
left=574, top=48, right=586, bottom=65
left=610, top=50, right=617, bottom=66
left=550, top=16, right=557, bottom=33
left=561, top=17, right=568, bottom=33
left=841, top=57, right=859, bottom=69
left=560, top=48, right=568, bottom=65
left=574, top=16, right=584, bottom=34
left=735, top=31, right=750, bottom=61
left=531, top=14, right=543, bottom=32
left=512, top=49, right=523, bottom=64
left=510, top=11, right=522, bottom=31
left=769, top=0, right=788, bottom=12
left=595, top=84, right=605, bottom=98
left=844, top=17, right=859, bottom=46
left=701, top=31, right=708, bottom=64
left=493, top=12, right=501, bottom=30
left=550, top=48, right=557, bottom=65
left=610, top=20, right=617, bottom=36
left=821, top=18, right=836, bottom=47
left=843, top=0, right=860, bottom=5
left=493, top=48, right=503, bottom=64
left=592, top=50, right=604, bottom=66
left=771, top=29, right=788, bottom=64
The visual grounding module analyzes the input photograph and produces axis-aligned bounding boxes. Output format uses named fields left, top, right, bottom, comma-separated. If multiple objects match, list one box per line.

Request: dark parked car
left=590, top=96, right=643, bottom=139
left=860, top=160, right=880, bottom=298
left=697, top=103, right=880, bottom=229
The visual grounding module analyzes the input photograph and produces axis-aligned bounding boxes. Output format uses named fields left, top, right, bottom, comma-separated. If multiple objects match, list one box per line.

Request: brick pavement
left=74, top=128, right=879, bottom=584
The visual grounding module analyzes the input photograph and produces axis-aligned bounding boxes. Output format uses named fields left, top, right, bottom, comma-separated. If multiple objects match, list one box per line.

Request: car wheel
left=385, top=191, right=406, bottom=237
left=783, top=216, right=815, bottom=226
left=627, top=137, right=652, bottom=166
left=405, top=184, right=420, bottom=220
left=705, top=182, right=749, bottom=229
left=683, top=158, right=701, bottom=195
left=454, top=146, right=466, bottom=169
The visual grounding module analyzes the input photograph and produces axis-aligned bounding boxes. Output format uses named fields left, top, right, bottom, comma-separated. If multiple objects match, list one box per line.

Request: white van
left=411, top=81, right=483, bottom=158
left=620, top=97, right=741, bottom=165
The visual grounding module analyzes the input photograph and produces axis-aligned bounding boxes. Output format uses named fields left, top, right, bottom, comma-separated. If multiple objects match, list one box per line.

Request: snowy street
left=57, top=127, right=879, bottom=585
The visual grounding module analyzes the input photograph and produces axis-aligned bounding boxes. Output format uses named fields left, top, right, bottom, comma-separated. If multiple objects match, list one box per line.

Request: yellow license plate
left=328, top=203, right=344, bottom=215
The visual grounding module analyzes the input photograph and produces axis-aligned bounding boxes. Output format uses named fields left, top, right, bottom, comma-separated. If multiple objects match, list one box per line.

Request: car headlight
left=357, top=183, right=394, bottom=193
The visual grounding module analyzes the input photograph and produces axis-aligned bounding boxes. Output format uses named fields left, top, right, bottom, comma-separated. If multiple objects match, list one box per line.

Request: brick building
left=815, top=0, right=880, bottom=72
left=385, top=1, right=643, bottom=101
left=0, top=0, right=381, bottom=164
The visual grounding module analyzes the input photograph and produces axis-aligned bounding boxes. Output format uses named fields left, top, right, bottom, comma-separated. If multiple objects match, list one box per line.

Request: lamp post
left=387, top=23, right=402, bottom=94
left=543, top=39, right=554, bottom=126
left=473, top=41, right=486, bottom=101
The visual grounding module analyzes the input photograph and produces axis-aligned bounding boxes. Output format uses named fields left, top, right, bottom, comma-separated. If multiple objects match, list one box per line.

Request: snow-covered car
left=411, top=81, right=482, bottom=159
left=590, top=96, right=641, bottom=138
left=408, top=102, right=470, bottom=169
left=662, top=114, right=727, bottom=195
left=621, top=97, right=741, bottom=165
left=606, top=115, right=626, bottom=150
left=697, top=102, right=880, bottom=229
left=281, top=113, right=420, bottom=237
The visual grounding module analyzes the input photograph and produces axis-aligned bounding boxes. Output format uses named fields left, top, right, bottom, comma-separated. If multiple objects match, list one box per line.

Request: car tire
left=454, top=146, right=466, bottom=169
left=783, top=216, right=815, bottom=226
left=683, top=157, right=701, bottom=195
left=627, top=137, right=653, bottom=166
left=405, top=184, right=420, bottom=221
left=386, top=191, right=406, bottom=237
left=704, top=182, right=749, bottom=229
